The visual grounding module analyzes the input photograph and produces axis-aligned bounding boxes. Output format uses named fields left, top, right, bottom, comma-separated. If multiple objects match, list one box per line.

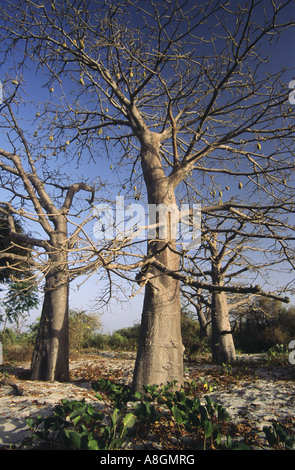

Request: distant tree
left=2, top=279, right=39, bottom=333
left=69, top=308, right=101, bottom=351
left=0, top=99, right=99, bottom=380
left=179, top=198, right=293, bottom=364
left=181, top=289, right=212, bottom=341
left=233, top=298, right=295, bottom=352
left=180, top=308, right=202, bottom=361
left=0, top=97, right=145, bottom=381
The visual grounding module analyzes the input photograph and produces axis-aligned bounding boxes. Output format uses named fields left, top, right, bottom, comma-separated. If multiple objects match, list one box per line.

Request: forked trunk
left=30, top=270, right=69, bottom=381
left=211, top=290, right=236, bottom=364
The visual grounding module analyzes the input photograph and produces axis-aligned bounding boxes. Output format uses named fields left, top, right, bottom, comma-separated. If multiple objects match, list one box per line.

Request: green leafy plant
left=140, top=383, right=233, bottom=450
left=222, top=363, right=233, bottom=375
left=133, top=401, right=161, bottom=423
left=263, top=422, right=295, bottom=450
left=266, top=344, right=289, bottom=365
left=223, top=435, right=250, bottom=450
left=167, top=393, right=231, bottom=449
left=24, top=378, right=253, bottom=450
left=26, top=398, right=136, bottom=450
left=199, top=377, right=215, bottom=393
left=91, top=378, right=130, bottom=409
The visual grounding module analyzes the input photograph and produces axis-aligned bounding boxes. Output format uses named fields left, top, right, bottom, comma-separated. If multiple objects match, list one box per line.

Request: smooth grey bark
left=205, top=234, right=237, bottom=364
left=132, top=132, right=184, bottom=392
left=31, top=225, right=70, bottom=381
left=30, top=272, right=69, bottom=381
left=132, top=240, right=183, bottom=391
left=211, top=289, right=236, bottom=364
left=196, top=303, right=211, bottom=340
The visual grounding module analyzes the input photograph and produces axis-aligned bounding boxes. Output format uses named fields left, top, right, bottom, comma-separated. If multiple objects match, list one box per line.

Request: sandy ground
left=0, top=352, right=294, bottom=450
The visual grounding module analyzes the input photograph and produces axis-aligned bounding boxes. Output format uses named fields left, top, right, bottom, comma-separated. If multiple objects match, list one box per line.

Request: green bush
left=114, top=324, right=140, bottom=350
left=266, top=344, right=289, bottom=365
left=181, top=309, right=210, bottom=359
left=108, top=332, right=129, bottom=350
left=0, top=328, right=35, bottom=362
left=69, top=309, right=101, bottom=352
left=84, top=332, right=110, bottom=350
left=26, top=398, right=136, bottom=450
left=233, top=301, right=295, bottom=353
left=86, top=324, right=140, bottom=352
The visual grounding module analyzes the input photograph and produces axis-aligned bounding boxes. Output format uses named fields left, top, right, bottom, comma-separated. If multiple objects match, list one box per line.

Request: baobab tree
left=0, top=0, right=294, bottom=390
left=0, top=94, right=152, bottom=380
left=0, top=173, right=96, bottom=380
left=180, top=200, right=294, bottom=363
left=0, top=94, right=103, bottom=380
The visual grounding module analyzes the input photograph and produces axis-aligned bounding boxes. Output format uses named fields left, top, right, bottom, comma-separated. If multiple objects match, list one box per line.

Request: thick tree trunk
left=211, top=290, right=236, bottom=364
left=30, top=270, right=69, bottom=381
left=132, top=132, right=184, bottom=392
left=132, top=241, right=183, bottom=391
left=31, top=223, right=70, bottom=382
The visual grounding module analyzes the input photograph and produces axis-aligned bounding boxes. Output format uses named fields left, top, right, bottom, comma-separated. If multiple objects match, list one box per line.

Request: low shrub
left=233, top=303, right=295, bottom=354
left=0, top=328, right=34, bottom=362
left=25, top=378, right=251, bottom=450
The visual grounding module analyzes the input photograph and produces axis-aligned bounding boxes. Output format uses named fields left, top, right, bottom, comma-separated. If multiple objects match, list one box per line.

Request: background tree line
left=2, top=298, right=295, bottom=365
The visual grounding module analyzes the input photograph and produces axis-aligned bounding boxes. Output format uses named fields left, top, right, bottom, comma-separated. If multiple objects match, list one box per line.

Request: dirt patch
left=0, top=351, right=294, bottom=450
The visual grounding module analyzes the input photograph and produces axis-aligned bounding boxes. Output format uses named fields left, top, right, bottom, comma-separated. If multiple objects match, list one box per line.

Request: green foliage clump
left=3, top=280, right=39, bottom=326
left=25, top=374, right=295, bottom=450
left=181, top=309, right=204, bottom=360
left=233, top=300, right=295, bottom=353
left=90, top=324, right=140, bottom=352
left=113, top=324, right=140, bottom=350
left=0, top=327, right=35, bottom=362
left=266, top=344, right=289, bottom=365
left=69, top=309, right=102, bottom=352
left=25, top=378, right=250, bottom=450
left=263, top=422, right=295, bottom=450
left=26, top=398, right=136, bottom=450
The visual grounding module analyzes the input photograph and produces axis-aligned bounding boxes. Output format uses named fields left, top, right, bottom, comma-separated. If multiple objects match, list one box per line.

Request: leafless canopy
left=0, top=0, right=293, bottom=298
